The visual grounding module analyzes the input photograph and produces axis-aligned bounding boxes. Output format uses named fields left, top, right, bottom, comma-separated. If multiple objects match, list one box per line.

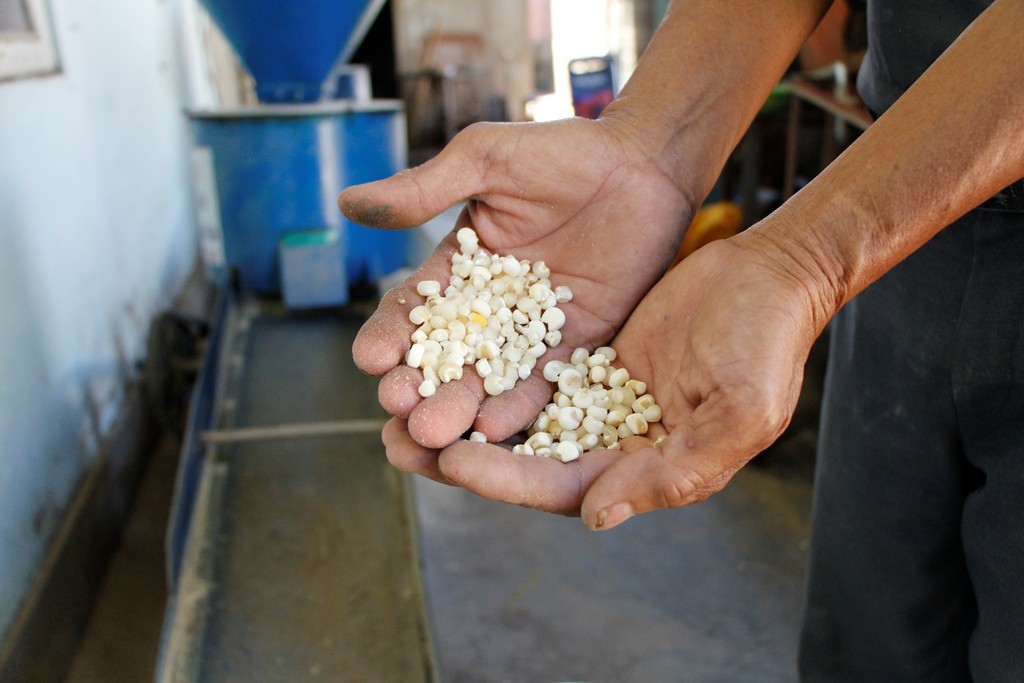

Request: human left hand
left=403, top=231, right=825, bottom=529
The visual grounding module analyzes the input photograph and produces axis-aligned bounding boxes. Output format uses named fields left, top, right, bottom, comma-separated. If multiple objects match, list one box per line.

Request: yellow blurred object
left=672, top=202, right=744, bottom=267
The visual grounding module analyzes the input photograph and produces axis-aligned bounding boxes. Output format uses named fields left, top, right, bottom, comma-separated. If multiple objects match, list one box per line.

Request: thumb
left=337, top=129, right=488, bottom=230
left=580, top=407, right=776, bottom=530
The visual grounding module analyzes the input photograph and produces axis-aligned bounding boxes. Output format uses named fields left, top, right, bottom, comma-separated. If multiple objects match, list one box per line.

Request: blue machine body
left=198, top=0, right=386, bottom=102
left=188, top=0, right=409, bottom=297
left=190, top=102, right=409, bottom=294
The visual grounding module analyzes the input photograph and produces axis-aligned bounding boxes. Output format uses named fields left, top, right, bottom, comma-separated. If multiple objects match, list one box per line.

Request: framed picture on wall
left=0, top=0, right=59, bottom=81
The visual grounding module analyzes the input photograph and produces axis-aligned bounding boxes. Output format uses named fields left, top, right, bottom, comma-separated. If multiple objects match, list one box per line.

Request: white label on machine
left=190, top=146, right=226, bottom=269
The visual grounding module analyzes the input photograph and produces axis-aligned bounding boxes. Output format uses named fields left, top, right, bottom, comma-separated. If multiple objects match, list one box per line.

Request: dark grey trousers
left=799, top=208, right=1024, bottom=682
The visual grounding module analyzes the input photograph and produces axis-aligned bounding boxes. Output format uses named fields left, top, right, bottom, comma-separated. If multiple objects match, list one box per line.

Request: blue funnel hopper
left=199, top=0, right=386, bottom=102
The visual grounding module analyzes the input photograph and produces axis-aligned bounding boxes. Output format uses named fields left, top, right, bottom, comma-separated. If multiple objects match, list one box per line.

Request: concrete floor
left=413, top=448, right=813, bottom=683
left=64, top=309, right=818, bottom=683
left=64, top=434, right=179, bottom=683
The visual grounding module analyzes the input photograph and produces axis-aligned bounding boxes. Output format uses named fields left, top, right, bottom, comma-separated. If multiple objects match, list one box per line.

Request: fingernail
left=594, top=503, right=633, bottom=530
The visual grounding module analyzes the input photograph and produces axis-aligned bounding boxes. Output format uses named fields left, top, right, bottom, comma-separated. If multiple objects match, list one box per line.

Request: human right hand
left=342, top=117, right=694, bottom=464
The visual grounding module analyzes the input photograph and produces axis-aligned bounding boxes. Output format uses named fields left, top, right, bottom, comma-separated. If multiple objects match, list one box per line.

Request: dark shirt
left=857, top=0, right=994, bottom=116
left=857, top=0, right=1023, bottom=210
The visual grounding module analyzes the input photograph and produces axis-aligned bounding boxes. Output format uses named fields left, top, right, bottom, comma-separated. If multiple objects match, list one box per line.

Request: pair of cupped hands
left=343, top=118, right=819, bottom=530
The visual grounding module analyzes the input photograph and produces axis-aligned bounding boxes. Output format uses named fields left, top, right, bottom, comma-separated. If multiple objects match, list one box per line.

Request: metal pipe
left=201, top=419, right=387, bottom=444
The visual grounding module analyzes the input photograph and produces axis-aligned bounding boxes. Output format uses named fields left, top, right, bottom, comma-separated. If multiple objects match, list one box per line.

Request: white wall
left=0, top=0, right=197, bottom=639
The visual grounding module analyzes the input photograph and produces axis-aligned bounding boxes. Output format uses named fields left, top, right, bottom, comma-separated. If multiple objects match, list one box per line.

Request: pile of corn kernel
left=512, top=346, right=663, bottom=462
left=406, top=227, right=572, bottom=398
left=409, top=227, right=663, bottom=463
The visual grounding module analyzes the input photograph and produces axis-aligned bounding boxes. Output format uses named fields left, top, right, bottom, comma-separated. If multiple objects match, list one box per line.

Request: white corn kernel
left=428, top=328, right=450, bottom=342
left=571, top=388, right=595, bottom=409
left=643, top=405, right=663, bottom=422
left=526, top=432, right=553, bottom=449
left=627, top=379, right=647, bottom=395
left=476, top=339, right=500, bottom=360
left=582, top=415, right=605, bottom=435
left=528, top=282, right=550, bottom=302
left=620, top=387, right=638, bottom=406
left=632, top=394, right=657, bottom=414
left=438, top=364, right=463, bottom=382
left=418, top=380, right=436, bottom=398
left=456, top=226, right=477, bottom=247
left=409, top=305, right=430, bottom=325
left=470, top=298, right=492, bottom=318
left=526, top=342, right=547, bottom=359
left=543, top=360, right=566, bottom=382
left=502, top=256, right=522, bottom=277
left=625, top=413, right=649, bottom=436
left=483, top=374, right=505, bottom=396
left=543, top=330, right=562, bottom=347
left=608, top=367, right=630, bottom=388
left=557, top=368, right=584, bottom=396
left=416, top=280, right=441, bottom=297
left=540, top=307, right=566, bottom=331
left=406, top=343, right=425, bottom=368
left=609, top=387, right=628, bottom=407
left=556, top=406, right=583, bottom=431
left=553, top=441, right=580, bottom=463
left=448, top=320, right=467, bottom=341
left=606, top=409, right=627, bottom=427
left=570, top=348, right=590, bottom=365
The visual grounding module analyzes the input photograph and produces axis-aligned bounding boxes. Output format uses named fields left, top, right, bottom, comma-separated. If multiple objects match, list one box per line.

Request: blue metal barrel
left=189, top=101, right=409, bottom=295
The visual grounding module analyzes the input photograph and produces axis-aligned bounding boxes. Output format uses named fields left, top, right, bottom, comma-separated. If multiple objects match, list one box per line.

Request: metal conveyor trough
left=157, top=295, right=438, bottom=682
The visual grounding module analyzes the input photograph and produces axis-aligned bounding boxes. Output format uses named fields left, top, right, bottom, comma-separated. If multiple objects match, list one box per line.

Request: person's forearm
left=600, top=0, right=832, bottom=200
left=745, top=0, right=1024, bottom=331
